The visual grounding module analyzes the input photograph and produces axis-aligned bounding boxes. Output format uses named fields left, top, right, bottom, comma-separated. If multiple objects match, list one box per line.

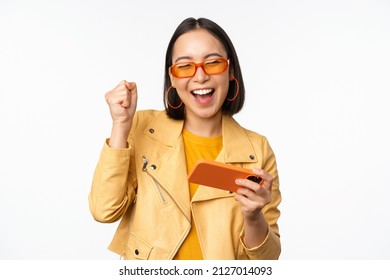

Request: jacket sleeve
left=88, top=139, right=137, bottom=223
left=88, top=115, right=139, bottom=223
left=238, top=136, right=282, bottom=260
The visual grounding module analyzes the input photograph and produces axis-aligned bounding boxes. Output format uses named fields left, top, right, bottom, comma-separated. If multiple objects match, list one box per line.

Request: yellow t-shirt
left=173, top=129, right=222, bottom=260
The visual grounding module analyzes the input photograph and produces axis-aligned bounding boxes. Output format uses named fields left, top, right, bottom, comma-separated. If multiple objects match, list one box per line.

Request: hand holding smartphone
left=187, top=159, right=263, bottom=193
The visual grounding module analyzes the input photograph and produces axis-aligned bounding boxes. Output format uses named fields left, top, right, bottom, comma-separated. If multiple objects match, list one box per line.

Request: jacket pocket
left=124, top=232, right=153, bottom=260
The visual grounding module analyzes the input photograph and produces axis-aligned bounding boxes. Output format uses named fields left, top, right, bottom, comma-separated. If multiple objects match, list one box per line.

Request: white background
left=1, top=0, right=389, bottom=260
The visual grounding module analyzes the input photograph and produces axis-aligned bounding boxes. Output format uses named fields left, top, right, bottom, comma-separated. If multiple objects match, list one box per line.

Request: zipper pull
left=142, top=156, right=148, bottom=171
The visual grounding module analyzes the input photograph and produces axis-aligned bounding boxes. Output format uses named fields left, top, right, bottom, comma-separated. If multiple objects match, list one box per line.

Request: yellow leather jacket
left=89, top=110, right=281, bottom=259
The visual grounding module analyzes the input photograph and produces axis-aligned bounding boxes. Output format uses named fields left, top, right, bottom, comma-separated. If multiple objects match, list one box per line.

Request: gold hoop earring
left=227, top=77, right=239, bottom=102
left=166, top=86, right=183, bottom=109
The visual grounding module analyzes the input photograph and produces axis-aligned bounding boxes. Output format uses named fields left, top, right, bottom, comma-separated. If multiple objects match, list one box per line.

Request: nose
left=193, top=65, right=209, bottom=82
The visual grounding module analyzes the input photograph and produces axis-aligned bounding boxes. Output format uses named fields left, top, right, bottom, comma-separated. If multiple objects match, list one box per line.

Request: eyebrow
left=174, top=53, right=223, bottom=63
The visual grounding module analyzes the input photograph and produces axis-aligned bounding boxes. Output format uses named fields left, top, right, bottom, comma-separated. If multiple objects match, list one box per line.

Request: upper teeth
left=192, top=89, right=213, bottom=95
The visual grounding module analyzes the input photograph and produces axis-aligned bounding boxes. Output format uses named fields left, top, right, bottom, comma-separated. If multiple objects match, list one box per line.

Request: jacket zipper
left=142, top=156, right=167, bottom=204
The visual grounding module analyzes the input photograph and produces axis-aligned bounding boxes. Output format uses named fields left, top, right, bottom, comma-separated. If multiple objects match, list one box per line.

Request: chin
left=194, top=108, right=221, bottom=120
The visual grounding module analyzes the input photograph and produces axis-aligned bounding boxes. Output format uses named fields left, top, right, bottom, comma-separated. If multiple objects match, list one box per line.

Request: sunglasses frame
left=170, top=57, right=230, bottom=78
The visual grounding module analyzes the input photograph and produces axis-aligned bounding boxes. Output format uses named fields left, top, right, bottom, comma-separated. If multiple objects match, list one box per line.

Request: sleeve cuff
left=239, top=225, right=281, bottom=259
left=239, top=226, right=269, bottom=251
left=97, top=138, right=132, bottom=169
left=102, top=138, right=132, bottom=157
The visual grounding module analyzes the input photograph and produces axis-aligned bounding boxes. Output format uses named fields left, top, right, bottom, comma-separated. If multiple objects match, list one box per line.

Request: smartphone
left=187, top=159, right=262, bottom=193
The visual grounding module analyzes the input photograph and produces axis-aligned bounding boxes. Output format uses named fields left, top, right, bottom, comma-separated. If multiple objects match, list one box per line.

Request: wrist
left=112, top=119, right=132, bottom=130
left=109, top=122, right=132, bottom=148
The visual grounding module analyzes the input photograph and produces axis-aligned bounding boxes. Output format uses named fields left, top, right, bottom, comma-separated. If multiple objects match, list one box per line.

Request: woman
left=89, top=17, right=281, bottom=260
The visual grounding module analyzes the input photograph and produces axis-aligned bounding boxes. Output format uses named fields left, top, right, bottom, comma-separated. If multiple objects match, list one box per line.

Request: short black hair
left=163, top=17, right=245, bottom=120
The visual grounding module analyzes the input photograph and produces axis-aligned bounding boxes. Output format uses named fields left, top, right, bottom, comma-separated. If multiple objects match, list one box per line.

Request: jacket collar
left=219, top=115, right=258, bottom=164
left=143, top=111, right=258, bottom=164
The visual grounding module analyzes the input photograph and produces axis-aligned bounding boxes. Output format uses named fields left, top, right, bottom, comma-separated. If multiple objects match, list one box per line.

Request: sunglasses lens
left=172, top=63, right=195, bottom=78
left=203, top=59, right=228, bottom=75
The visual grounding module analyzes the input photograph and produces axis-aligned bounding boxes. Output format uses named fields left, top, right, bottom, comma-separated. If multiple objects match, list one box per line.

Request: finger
left=238, top=185, right=270, bottom=200
left=253, top=169, right=273, bottom=182
left=234, top=192, right=253, bottom=205
left=253, top=169, right=273, bottom=190
left=105, top=81, right=129, bottom=103
left=236, top=186, right=262, bottom=200
left=105, top=92, right=126, bottom=105
left=236, top=178, right=271, bottom=203
left=124, top=81, right=137, bottom=94
left=125, top=81, right=138, bottom=110
left=121, top=98, right=130, bottom=108
left=235, top=178, right=262, bottom=192
left=234, top=193, right=260, bottom=212
left=130, top=83, right=138, bottom=111
left=106, top=90, right=130, bottom=108
left=236, top=187, right=272, bottom=210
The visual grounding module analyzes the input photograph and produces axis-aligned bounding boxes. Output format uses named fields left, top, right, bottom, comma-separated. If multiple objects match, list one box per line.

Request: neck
left=184, top=111, right=223, bottom=137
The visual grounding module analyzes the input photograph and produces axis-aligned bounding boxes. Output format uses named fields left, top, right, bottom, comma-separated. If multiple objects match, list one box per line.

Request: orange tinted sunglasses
left=170, top=57, right=229, bottom=78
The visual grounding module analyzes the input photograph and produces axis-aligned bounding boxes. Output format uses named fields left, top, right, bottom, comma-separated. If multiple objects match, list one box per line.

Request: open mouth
left=191, top=88, right=215, bottom=100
